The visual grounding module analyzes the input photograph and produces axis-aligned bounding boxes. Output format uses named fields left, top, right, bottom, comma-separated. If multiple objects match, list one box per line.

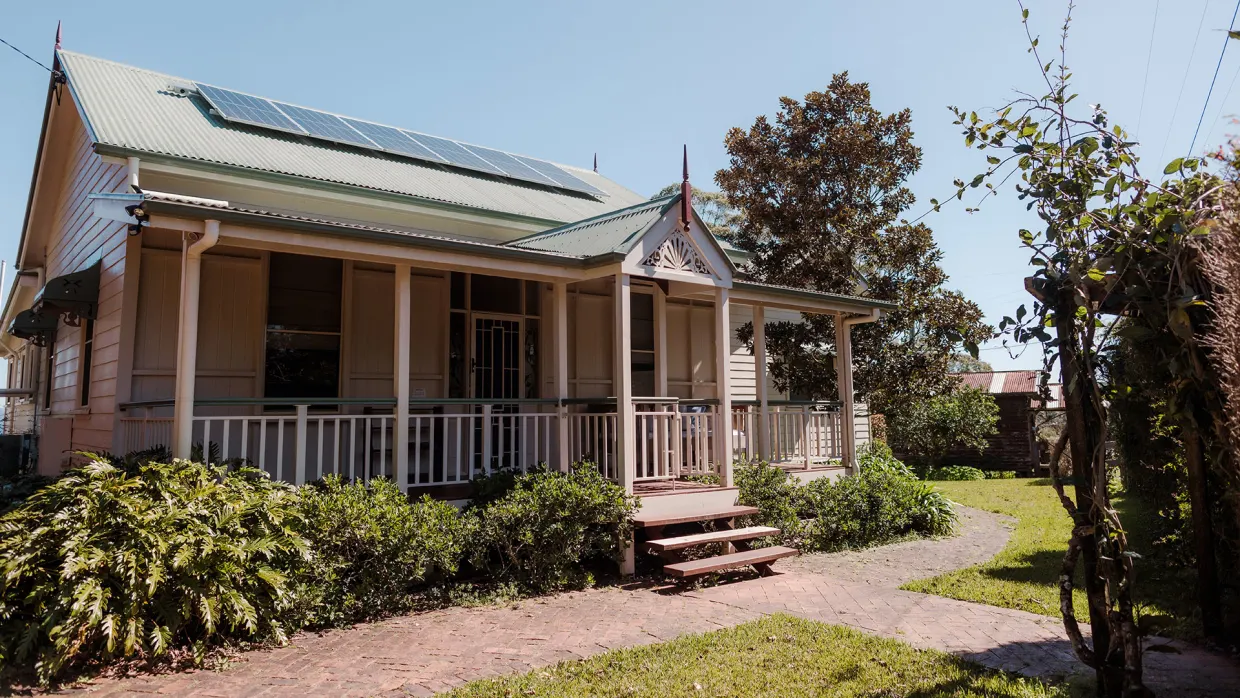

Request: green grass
left=901, top=479, right=1200, bottom=639
left=446, top=614, right=1065, bottom=698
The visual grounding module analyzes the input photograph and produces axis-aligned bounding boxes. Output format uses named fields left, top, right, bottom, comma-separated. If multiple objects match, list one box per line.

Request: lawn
left=901, top=479, right=1200, bottom=640
left=446, top=614, right=1065, bottom=698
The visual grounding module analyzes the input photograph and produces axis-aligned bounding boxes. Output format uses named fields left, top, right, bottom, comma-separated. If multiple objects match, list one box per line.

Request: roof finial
left=593, top=152, right=598, bottom=173
left=54, top=21, right=62, bottom=50
left=680, top=144, right=691, bottom=230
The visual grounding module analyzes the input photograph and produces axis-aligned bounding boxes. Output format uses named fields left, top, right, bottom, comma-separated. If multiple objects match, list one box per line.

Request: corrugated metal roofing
left=954, top=370, right=1041, bottom=395
left=57, top=51, right=648, bottom=224
left=506, top=195, right=677, bottom=256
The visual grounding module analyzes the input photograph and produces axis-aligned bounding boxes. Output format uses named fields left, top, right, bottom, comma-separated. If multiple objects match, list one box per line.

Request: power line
left=1159, top=1, right=1211, bottom=167
left=1189, top=0, right=1240, bottom=154
left=0, top=36, right=50, bottom=72
left=1136, top=0, right=1161, bottom=140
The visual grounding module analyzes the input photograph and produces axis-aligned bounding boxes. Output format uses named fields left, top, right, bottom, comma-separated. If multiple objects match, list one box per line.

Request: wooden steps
left=664, top=546, right=800, bottom=578
left=643, top=526, right=781, bottom=553
left=635, top=506, right=798, bottom=579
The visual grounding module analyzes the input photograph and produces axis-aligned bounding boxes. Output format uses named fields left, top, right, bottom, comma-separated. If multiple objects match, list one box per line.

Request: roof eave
left=731, top=279, right=898, bottom=312
left=15, top=52, right=66, bottom=271
left=141, top=198, right=597, bottom=267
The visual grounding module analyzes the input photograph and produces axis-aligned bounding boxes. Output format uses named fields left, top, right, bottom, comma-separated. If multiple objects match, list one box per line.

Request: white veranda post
left=613, top=273, right=634, bottom=494
left=835, top=313, right=857, bottom=468
left=715, top=287, right=733, bottom=486
left=172, top=219, right=219, bottom=459
left=554, top=281, right=569, bottom=472
left=394, top=264, right=411, bottom=490
left=752, top=304, right=770, bottom=462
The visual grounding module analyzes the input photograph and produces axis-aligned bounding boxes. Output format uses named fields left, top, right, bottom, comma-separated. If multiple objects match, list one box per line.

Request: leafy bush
left=857, top=441, right=915, bottom=478
left=468, top=465, right=638, bottom=591
left=984, top=469, right=1017, bottom=479
left=925, top=465, right=986, bottom=481
left=884, top=387, right=999, bottom=467
left=296, top=476, right=469, bottom=626
left=734, top=461, right=801, bottom=544
left=0, top=457, right=308, bottom=685
left=798, top=469, right=956, bottom=552
left=0, top=473, right=54, bottom=514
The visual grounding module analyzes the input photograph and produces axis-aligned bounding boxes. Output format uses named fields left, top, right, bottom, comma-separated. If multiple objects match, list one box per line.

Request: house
left=0, top=46, right=893, bottom=575
left=949, top=370, right=1045, bottom=474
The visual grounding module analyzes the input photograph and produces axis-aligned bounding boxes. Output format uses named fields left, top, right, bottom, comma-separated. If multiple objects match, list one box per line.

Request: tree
left=947, top=353, right=993, bottom=373
left=652, top=184, right=741, bottom=240
left=884, top=387, right=999, bottom=468
left=714, top=73, right=991, bottom=413
left=952, top=4, right=1226, bottom=692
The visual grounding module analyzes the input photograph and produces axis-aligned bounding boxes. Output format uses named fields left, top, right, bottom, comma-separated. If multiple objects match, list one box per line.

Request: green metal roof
left=505, top=194, right=677, bottom=256
left=57, top=51, right=648, bottom=224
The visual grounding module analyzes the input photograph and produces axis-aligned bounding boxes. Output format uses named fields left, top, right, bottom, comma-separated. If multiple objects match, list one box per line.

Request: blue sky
left=0, top=0, right=1234, bottom=372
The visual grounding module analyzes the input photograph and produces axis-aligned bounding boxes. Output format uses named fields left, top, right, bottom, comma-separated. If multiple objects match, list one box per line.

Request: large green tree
left=714, top=73, right=990, bottom=412
left=651, top=184, right=741, bottom=240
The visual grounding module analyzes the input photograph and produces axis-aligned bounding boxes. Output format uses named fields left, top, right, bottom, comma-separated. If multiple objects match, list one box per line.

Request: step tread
left=644, top=526, right=781, bottom=552
left=633, top=505, right=760, bottom=528
left=663, top=546, right=800, bottom=578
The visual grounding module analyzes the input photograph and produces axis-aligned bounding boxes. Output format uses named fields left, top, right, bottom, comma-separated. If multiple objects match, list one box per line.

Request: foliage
left=984, top=470, right=1017, bottom=480
left=798, top=468, right=956, bottom=552
left=903, top=479, right=1202, bottom=642
left=1204, top=143, right=1240, bottom=466
left=948, top=353, right=994, bottom=373
left=296, top=476, right=469, bottom=626
left=925, top=465, right=987, bottom=481
left=884, top=388, right=999, bottom=467
left=734, top=461, right=802, bottom=543
left=652, top=184, right=742, bottom=240
left=715, top=72, right=991, bottom=413
left=0, top=456, right=308, bottom=685
left=467, top=465, right=638, bottom=592
left=0, top=473, right=53, bottom=514
left=446, top=614, right=1067, bottom=698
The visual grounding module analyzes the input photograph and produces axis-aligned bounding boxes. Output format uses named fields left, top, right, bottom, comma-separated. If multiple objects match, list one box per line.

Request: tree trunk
left=1184, top=425, right=1223, bottom=639
left=1055, top=295, right=1125, bottom=696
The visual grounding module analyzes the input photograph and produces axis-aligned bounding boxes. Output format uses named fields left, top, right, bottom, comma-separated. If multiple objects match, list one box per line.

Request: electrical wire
left=1136, top=0, right=1161, bottom=140
left=1159, top=1, right=1211, bottom=166
left=1189, top=0, right=1240, bottom=154
left=0, top=36, right=50, bottom=72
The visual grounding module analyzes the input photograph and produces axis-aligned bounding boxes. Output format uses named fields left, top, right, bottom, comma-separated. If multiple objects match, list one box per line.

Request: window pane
left=631, top=293, right=655, bottom=352
left=525, top=319, right=539, bottom=398
left=266, top=254, right=342, bottom=332
left=525, top=281, right=540, bottom=316
left=450, top=272, right=466, bottom=310
left=449, top=312, right=466, bottom=398
left=264, top=332, right=341, bottom=399
left=470, top=274, right=522, bottom=314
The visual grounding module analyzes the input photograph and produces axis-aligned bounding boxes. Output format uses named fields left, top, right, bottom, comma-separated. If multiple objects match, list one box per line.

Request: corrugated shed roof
left=57, top=51, right=647, bottom=224
left=506, top=195, right=677, bottom=256
left=954, top=370, right=1042, bottom=395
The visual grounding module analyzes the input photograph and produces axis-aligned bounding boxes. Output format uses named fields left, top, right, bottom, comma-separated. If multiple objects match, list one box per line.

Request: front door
left=472, top=315, right=523, bottom=472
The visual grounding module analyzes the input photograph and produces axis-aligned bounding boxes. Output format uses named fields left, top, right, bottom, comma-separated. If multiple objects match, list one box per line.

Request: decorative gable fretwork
left=641, top=229, right=712, bottom=276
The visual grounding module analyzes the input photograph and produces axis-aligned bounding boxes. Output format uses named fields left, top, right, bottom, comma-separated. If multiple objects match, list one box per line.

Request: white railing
left=732, top=402, right=844, bottom=467
left=118, top=397, right=725, bottom=490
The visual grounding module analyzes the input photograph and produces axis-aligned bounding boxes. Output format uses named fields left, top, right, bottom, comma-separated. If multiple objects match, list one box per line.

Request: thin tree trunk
left=1184, top=425, right=1223, bottom=639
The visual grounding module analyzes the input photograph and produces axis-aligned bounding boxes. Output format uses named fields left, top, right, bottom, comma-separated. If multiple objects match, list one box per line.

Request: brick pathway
left=61, top=506, right=1240, bottom=697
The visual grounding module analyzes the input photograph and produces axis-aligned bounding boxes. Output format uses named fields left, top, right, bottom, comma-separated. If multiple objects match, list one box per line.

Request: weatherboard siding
left=41, top=104, right=130, bottom=460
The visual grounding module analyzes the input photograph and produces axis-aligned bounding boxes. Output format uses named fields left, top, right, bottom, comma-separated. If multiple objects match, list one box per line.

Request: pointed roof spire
left=593, top=152, right=598, bottom=173
left=680, top=144, right=691, bottom=230
left=54, top=21, right=62, bottom=50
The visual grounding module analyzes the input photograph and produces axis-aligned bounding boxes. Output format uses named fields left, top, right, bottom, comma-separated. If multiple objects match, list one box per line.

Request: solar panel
left=514, top=155, right=608, bottom=196
left=196, top=83, right=306, bottom=134
left=271, top=102, right=375, bottom=148
left=402, top=133, right=506, bottom=176
left=464, top=146, right=558, bottom=186
left=342, top=119, right=448, bottom=162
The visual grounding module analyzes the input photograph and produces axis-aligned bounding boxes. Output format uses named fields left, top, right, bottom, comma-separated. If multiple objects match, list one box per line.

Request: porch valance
left=9, top=309, right=58, bottom=347
left=31, top=261, right=101, bottom=327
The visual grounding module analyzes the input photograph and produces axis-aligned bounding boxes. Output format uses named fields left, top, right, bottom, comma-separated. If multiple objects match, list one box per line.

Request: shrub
left=925, top=465, right=986, bottom=481
left=857, top=441, right=915, bottom=478
left=798, top=469, right=956, bottom=552
left=468, top=465, right=638, bottom=591
left=884, top=387, right=999, bottom=468
left=734, top=461, right=801, bottom=543
left=0, top=456, right=308, bottom=685
left=296, top=476, right=469, bottom=626
left=0, top=473, right=54, bottom=514
left=984, top=469, right=1017, bottom=479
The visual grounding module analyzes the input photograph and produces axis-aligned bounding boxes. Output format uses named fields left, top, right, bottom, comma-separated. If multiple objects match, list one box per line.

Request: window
left=264, top=254, right=343, bottom=399
left=630, top=292, right=655, bottom=396
left=79, top=318, right=94, bottom=407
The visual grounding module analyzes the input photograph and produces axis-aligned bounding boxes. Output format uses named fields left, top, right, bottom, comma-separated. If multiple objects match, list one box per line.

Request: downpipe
left=172, top=220, right=220, bottom=458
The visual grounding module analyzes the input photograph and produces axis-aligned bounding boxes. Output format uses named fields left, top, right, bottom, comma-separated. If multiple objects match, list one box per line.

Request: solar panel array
left=194, top=83, right=605, bottom=197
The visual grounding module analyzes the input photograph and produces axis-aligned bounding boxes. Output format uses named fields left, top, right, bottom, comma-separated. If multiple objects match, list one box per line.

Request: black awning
left=10, top=309, right=58, bottom=347
left=32, top=260, right=101, bottom=326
